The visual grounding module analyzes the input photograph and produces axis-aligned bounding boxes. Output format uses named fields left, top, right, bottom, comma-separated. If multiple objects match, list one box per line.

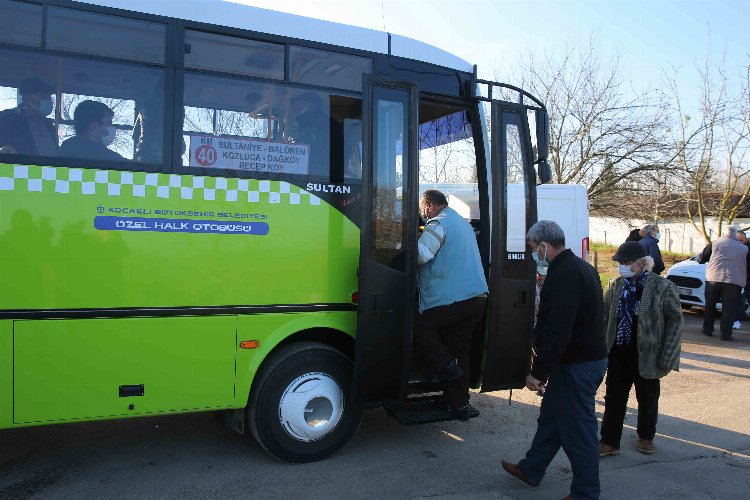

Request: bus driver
left=412, top=189, right=488, bottom=421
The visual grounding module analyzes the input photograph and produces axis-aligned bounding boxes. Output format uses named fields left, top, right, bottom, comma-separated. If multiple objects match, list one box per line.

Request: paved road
left=2, top=310, right=749, bottom=499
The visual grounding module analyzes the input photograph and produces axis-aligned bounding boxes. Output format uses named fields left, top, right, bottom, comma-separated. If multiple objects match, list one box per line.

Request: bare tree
left=502, top=36, right=674, bottom=214
left=666, top=41, right=750, bottom=243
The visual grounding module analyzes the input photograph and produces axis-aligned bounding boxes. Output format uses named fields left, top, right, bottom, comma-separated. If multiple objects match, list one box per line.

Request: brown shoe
left=500, top=460, right=538, bottom=487
left=599, top=442, right=620, bottom=457
left=637, top=439, right=655, bottom=454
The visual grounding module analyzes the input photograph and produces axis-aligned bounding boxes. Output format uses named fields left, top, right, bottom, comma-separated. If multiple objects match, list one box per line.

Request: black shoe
left=720, top=336, right=734, bottom=341
left=449, top=403, right=480, bottom=422
left=501, top=460, right=539, bottom=487
left=702, top=330, right=714, bottom=337
left=426, top=358, right=463, bottom=383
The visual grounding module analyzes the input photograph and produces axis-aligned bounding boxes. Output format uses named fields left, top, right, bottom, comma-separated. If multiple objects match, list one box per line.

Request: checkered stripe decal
left=0, top=165, right=321, bottom=206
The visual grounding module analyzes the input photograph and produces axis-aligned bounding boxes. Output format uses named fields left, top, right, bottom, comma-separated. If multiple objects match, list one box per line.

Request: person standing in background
left=638, top=225, right=664, bottom=274
left=702, top=226, right=748, bottom=341
left=625, top=226, right=645, bottom=243
left=732, top=230, right=750, bottom=330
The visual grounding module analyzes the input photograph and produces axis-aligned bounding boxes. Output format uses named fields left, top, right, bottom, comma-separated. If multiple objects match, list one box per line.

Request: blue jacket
left=639, top=235, right=664, bottom=274
left=417, top=206, right=488, bottom=313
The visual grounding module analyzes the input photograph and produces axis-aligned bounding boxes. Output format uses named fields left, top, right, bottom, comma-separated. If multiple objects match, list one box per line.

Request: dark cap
left=612, top=241, right=647, bottom=262
left=19, top=77, right=54, bottom=96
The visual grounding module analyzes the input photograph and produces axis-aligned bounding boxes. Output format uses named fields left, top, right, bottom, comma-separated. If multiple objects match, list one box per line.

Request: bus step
left=405, top=380, right=443, bottom=397
left=405, top=369, right=447, bottom=395
left=388, top=401, right=470, bottom=425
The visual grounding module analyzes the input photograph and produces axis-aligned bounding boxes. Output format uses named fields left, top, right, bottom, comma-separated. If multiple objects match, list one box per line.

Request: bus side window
left=0, top=48, right=165, bottom=165
left=132, top=84, right=165, bottom=164
left=55, top=58, right=164, bottom=164
left=0, top=4, right=166, bottom=167
left=181, top=74, right=350, bottom=182
left=284, top=90, right=330, bottom=176
left=182, top=73, right=279, bottom=172
left=330, top=96, right=362, bottom=182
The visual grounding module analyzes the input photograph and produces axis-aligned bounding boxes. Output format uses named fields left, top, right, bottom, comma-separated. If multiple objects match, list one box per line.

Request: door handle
left=371, top=292, right=381, bottom=314
left=518, top=289, right=527, bottom=307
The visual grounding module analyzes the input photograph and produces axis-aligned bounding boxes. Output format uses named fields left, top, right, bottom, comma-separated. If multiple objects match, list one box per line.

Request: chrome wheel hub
left=278, top=372, right=344, bottom=442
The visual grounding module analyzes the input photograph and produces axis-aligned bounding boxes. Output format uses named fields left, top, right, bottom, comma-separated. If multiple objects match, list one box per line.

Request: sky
left=232, top=0, right=749, bottom=110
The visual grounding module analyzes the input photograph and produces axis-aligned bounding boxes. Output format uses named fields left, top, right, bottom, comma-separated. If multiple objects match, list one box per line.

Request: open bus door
left=480, top=97, right=540, bottom=392
left=352, top=77, right=419, bottom=407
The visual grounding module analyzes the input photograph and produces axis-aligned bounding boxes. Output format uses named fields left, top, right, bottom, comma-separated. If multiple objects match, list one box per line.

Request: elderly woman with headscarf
left=599, top=241, right=683, bottom=457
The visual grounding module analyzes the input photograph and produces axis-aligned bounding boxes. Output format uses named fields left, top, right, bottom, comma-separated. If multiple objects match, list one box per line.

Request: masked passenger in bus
left=0, top=77, right=58, bottom=156
left=59, top=100, right=125, bottom=162
left=286, top=91, right=329, bottom=173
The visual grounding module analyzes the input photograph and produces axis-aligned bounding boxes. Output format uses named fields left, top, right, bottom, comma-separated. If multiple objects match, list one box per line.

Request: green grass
left=590, top=242, right=617, bottom=253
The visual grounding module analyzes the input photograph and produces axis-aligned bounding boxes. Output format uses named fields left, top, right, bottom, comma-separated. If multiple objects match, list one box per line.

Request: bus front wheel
left=248, top=342, right=362, bottom=463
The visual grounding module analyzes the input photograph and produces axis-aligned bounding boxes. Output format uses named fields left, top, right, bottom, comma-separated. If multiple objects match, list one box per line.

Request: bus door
left=352, top=77, right=419, bottom=407
left=481, top=101, right=538, bottom=391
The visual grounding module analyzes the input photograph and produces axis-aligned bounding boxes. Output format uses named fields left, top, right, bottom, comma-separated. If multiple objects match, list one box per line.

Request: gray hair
left=527, top=220, right=566, bottom=248
left=639, top=256, right=655, bottom=272
left=724, top=225, right=739, bottom=239
left=643, top=224, right=659, bottom=237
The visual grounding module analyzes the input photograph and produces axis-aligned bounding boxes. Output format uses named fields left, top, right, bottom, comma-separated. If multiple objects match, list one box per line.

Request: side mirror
left=535, top=109, right=551, bottom=184
left=536, top=109, right=550, bottom=158
left=537, top=159, right=552, bottom=184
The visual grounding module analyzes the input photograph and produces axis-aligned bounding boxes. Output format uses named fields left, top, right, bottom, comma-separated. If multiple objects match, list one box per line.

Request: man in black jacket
left=0, top=77, right=57, bottom=156
left=501, top=220, right=608, bottom=500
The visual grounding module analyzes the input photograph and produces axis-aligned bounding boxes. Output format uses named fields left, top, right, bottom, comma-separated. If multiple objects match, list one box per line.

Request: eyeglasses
left=619, top=260, right=636, bottom=266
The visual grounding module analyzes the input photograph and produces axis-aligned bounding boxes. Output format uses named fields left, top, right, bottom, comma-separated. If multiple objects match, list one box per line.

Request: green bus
left=0, top=0, right=551, bottom=462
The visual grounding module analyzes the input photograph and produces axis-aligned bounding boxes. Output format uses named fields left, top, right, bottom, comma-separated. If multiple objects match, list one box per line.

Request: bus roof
left=79, top=0, right=474, bottom=73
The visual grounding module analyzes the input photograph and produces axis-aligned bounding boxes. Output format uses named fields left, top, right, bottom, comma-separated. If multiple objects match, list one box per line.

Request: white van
left=507, top=183, right=589, bottom=258
left=537, top=184, right=590, bottom=259
left=418, top=183, right=589, bottom=258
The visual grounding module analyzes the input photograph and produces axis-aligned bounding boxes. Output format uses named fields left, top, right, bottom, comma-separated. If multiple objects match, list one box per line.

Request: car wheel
left=248, top=342, right=362, bottom=463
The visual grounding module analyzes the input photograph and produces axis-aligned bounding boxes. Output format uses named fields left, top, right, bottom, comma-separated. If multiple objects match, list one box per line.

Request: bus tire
left=248, top=342, right=362, bottom=463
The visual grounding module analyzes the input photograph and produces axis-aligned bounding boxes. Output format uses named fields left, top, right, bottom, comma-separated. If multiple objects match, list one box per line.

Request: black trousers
left=600, top=343, right=660, bottom=448
left=703, top=281, right=741, bottom=339
left=735, top=286, right=749, bottom=321
left=412, top=296, right=486, bottom=407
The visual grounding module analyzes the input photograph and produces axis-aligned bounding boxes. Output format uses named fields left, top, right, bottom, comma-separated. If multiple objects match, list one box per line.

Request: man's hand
left=525, top=374, right=545, bottom=394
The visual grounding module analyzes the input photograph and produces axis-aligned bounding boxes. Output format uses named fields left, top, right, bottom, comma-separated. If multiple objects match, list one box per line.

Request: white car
left=666, top=255, right=749, bottom=317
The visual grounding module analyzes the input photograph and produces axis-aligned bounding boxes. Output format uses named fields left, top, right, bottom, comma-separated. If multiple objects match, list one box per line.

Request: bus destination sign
left=189, top=135, right=309, bottom=175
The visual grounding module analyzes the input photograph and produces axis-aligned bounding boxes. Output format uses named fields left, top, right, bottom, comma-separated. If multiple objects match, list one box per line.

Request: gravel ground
left=1, top=309, right=749, bottom=499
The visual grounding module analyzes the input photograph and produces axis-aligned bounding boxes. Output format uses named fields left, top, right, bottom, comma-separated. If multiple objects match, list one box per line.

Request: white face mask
left=654, top=232, right=661, bottom=241
left=532, top=243, right=549, bottom=275
left=618, top=264, right=636, bottom=278
left=101, top=125, right=116, bottom=146
left=18, top=94, right=54, bottom=116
